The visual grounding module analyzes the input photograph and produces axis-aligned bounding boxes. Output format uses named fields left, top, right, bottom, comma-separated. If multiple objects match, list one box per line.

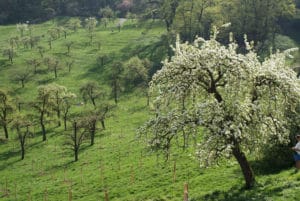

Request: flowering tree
left=138, top=30, right=300, bottom=189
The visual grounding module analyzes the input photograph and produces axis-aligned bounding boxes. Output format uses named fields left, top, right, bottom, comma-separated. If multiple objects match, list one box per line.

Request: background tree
left=98, top=6, right=115, bottom=27
left=109, top=61, right=123, bottom=104
left=61, top=93, right=77, bottom=131
left=32, top=85, right=55, bottom=141
left=66, top=59, right=75, bottom=73
left=27, top=58, right=41, bottom=74
left=85, top=17, right=97, bottom=45
left=97, top=53, right=109, bottom=67
left=11, top=69, right=32, bottom=88
left=80, top=81, right=104, bottom=108
left=11, top=114, right=33, bottom=160
left=3, top=48, right=15, bottom=64
left=65, top=118, right=88, bottom=161
left=65, top=41, right=74, bottom=55
left=48, top=84, right=76, bottom=127
left=29, top=36, right=40, bottom=49
left=66, top=18, right=82, bottom=32
left=138, top=33, right=300, bottom=189
left=37, top=46, right=46, bottom=58
left=221, top=0, right=295, bottom=51
left=44, top=57, right=61, bottom=78
left=122, top=56, right=149, bottom=91
left=0, top=90, right=14, bottom=139
left=16, top=23, right=28, bottom=37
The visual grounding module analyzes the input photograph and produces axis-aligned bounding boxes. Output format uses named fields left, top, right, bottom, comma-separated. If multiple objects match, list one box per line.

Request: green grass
left=1, top=18, right=300, bottom=201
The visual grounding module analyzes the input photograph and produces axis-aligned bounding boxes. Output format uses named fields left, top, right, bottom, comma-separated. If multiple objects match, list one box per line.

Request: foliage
left=122, top=56, right=149, bottom=90
left=138, top=32, right=300, bottom=188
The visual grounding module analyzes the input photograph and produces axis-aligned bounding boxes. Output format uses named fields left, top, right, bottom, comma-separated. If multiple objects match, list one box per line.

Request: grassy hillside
left=0, top=18, right=300, bottom=201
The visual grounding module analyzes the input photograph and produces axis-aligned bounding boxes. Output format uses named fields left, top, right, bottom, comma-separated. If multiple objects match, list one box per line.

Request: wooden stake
left=28, top=190, right=32, bottom=201
left=68, top=187, right=72, bottom=201
left=183, top=183, right=188, bottom=201
left=81, top=167, right=83, bottom=184
left=130, top=165, right=135, bottom=184
left=64, top=167, right=67, bottom=182
left=104, top=189, right=109, bottom=201
left=14, top=181, right=17, bottom=199
left=173, top=161, right=177, bottom=183
left=44, top=188, right=48, bottom=201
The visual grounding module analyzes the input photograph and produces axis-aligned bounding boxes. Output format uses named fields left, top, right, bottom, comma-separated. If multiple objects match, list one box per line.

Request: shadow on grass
left=0, top=149, right=21, bottom=171
left=197, top=182, right=293, bottom=201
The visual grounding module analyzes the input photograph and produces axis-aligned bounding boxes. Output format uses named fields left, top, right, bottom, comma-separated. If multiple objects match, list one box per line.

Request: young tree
left=44, top=57, right=61, bottom=78
left=80, top=81, right=105, bottom=108
left=3, top=48, right=15, bottom=64
left=29, top=36, right=40, bottom=49
left=12, top=69, right=32, bottom=88
left=66, top=118, right=87, bottom=162
left=109, top=61, right=123, bottom=104
left=32, top=85, right=55, bottom=141
left=66, top=18, right=82, bottom=32
left=65, top=41, right=74, bottom=55
left=122, top=56, right=149, bottom=91
left=66, top=59, right=75, bottom=73
left=61, top=93, right=76, bottom=131
left=0, top=90, right=13, bottom=139
left=11, top=114, right=32, bottom=160
left=97, top=53, right=109, bottom=67
left=26, top=58, right=41, bottom=74
left=50, top=84, right=76, bottom=127
left=85, top=17, right=97, bottom=45
left=16, top=23, right=28, bottom=37
left=138, top=33, right=300, bottom=189
left=98, top=6, right=115, bottom=22
left=37, top=46, right=46, bottom=58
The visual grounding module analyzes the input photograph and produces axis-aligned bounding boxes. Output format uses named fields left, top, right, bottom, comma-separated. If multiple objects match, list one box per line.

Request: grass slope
left=0, top=18, right=300, bottom=201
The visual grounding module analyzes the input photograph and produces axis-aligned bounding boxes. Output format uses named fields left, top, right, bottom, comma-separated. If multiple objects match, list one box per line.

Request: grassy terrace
left=0, top=18, right=300, bottom=200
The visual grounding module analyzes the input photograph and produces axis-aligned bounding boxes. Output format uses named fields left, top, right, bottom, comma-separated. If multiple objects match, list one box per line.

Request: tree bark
left=64, top=117, right=67, bottom=131
left=74, top=148, right=78, bottom=161
left=3, top=124, right=8, bottom=139
left=232, top=145, right=255, bottom=189
left=41, top=122, right=46, bottom=141
left=101, top=120, right=105, bottom=130
left=21, top=141, right=25, bottom=160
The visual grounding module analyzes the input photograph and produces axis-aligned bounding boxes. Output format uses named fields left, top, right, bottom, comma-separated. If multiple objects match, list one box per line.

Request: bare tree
left=66, top=118, right=87, bottom=161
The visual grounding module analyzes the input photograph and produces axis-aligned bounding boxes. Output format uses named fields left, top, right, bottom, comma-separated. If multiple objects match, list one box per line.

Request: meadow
left=0, top=17, right=300, bottom=201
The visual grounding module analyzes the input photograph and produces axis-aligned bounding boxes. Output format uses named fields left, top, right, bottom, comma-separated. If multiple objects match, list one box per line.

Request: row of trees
left=0, top=82, right=113, bottom=161
left=0, top=17, right=153, bottom=161
left=0, top=0, right=124, bottom=24
left=135, top=0, right=297, bottom=50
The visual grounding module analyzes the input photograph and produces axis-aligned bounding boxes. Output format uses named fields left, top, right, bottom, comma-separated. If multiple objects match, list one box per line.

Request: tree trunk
left=21, top=142, right=25, bottom=160
left=90, top=122, right=96, bottom=146
left=54, top=68, right=57, bottom=78
left=74, top=148, right=78, bottom=161
left=101, top=120, right=105, bottom=130
left=64, top=117, right=67, bottom=131
left=91, top=98, right=96, bottom=108
left=3, top=124, right=8, bottom=139
left=41, top=123, right=46, bottom=141
left=232, top=145, right=255, bottom=189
